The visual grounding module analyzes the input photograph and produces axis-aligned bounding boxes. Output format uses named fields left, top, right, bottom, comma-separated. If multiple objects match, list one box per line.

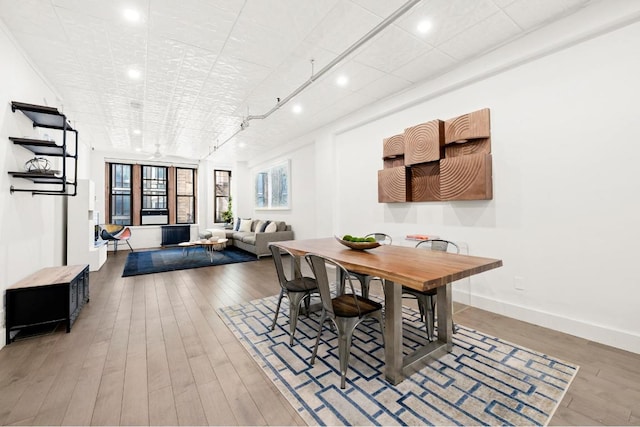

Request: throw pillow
left=260, top=220, right=271, bottom=232
left=264, top=221, right=277, bottom=233
left=254, top=220, right=265, bottom=234
left=234, top=218, right=241, bottom=231
left=239, top=218, right=253, bottom=232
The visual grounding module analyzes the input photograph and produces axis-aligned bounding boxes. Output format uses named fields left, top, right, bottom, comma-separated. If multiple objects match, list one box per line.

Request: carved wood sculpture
left=378, top=167, right=410, bottom=203
left=378, top=108, right=493, bottom=203
left=404, top=119, right=444, bottom=166
left=442, top=108, right=492, bottom=200
left=411, top=163, right=441, bottom=201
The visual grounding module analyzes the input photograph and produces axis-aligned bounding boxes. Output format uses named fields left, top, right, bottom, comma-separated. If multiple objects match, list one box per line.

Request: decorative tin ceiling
left=0, top=0, right=590, bottom=162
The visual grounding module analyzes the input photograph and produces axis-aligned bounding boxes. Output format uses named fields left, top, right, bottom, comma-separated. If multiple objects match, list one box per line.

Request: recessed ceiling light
left=417, top=19, right=432, bottom=34
left=238, top=142, right=246, bottom=148
left=292, top=104, right=303, bottom=114
left=135, top=147, right=142, bottom=152
left=336, top=75, right=349, bottom=87
left=123, top=8, right=141, bottom=23
left=132, top=129, right=141, bottom=135
left=127, top=68, right=142, bottom=79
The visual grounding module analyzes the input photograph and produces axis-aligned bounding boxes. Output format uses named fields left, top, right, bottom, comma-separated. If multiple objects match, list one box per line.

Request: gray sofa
left=224, top=219, right=293, bottom=258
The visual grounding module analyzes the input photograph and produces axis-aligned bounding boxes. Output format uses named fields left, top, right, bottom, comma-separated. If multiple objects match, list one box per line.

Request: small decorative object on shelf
left=24, top=157, right=52, bottom=173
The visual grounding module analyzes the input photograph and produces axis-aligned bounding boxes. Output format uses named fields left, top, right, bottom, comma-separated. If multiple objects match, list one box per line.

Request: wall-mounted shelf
left=9, top=137, right=72, bottom=156
left=8, top=101, right=78, bottom=196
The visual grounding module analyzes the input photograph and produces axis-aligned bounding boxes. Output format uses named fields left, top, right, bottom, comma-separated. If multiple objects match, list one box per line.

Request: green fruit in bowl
left=366, top=237, right=376, bottom=242
left=343, top=234, right=353, bottom=241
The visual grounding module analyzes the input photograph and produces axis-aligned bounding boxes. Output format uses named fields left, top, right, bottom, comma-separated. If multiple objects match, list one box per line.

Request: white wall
left=258, top=3, right=640, bottom=353
left=0, top=22, right=75, bottom=347
left=244, top=143, right=317, bottom=238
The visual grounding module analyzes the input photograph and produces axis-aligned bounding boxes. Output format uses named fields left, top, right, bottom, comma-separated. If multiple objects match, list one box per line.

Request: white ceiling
left=0, top=0, right=591, bottom=163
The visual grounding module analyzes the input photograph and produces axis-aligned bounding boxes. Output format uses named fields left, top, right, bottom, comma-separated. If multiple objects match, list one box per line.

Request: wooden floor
left=0, top=251, right=638, bottom=426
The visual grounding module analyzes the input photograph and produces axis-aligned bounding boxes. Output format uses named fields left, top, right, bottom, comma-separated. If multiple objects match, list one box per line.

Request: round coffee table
left=199, top=239, right=228, bottom=262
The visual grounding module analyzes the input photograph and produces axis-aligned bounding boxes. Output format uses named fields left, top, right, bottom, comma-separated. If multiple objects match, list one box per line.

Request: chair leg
left=125, top=239, right=133, bottom=252
left=270, top=290, right=284, bottom=331
left=288, top=297, right=303, bottom=346
left=114, top=240, right=118, bottom=253
left=310, top=311, right=327, bottom=365
left=336, top=318, right=359, bottom=389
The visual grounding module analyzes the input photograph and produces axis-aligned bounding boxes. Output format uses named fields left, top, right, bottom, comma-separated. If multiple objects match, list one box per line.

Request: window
left=214, top=170, right=231, bottom=223
left=110, top=163, right=132, bottom=225
left=141, top=165, right=168, bottom=225
left=176, top=168, right=195, bottom=224
left=105, top=162, right=197, bottom=226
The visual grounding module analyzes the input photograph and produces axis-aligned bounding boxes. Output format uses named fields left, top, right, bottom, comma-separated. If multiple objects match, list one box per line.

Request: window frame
left=214, top=170, right=231, bottom=223
left=176, top=167, right=196, bottom=224
left=109, top=163, right=132, bottom=225
left=141, top=165, right=169, bottom=225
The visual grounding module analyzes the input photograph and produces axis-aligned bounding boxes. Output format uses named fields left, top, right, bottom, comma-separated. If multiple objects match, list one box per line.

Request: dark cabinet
left=5, top=264, right=89, bottom=344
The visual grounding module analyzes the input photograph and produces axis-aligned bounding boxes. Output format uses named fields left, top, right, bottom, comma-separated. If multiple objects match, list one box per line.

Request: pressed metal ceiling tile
left=502, top=0, right=590, bottom=30
left=149, top=0, right=237, bottom=53
left=438, top=11, right=522, bottom=61
left=353, top=25, right=431, bottom=73
left=391, top=48, right=457, bottom=83
left=356, top=74, right=413, bottom=101
left=396, top=0, right=499, bottom=47
left=352, top=0, right=416, bottom=19
left=303, top=1, right=382, bottom=54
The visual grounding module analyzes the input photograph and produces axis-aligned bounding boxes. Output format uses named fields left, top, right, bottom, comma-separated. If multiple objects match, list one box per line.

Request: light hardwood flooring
left=0, top=251, right=638, bottom=425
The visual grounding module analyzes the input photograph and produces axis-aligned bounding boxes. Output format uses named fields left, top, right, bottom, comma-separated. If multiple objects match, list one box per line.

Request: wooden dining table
left=274, top=237, right=503, bottom=385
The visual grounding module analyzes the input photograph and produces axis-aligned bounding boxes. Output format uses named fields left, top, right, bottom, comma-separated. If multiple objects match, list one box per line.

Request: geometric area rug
left=218, top=293, right=579, bottom=426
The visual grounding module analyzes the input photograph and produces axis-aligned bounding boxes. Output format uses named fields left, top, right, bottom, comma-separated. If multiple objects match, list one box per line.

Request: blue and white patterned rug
left=218, top=294, right=578, bottom=426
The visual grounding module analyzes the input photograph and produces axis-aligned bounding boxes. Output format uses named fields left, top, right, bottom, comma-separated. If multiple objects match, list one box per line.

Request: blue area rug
left=122, top=246, right=256, bottom=277
left=219, top=293, right=578, bottom=426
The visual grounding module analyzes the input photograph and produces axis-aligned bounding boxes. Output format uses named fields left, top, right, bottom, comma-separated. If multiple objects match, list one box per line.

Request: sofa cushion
left=264, top=222, right=277, bottom=232
left=254, top=220, right=265, bottom=233
left=274, top=221, right=286, bottom=232
left=239, top=218, right=252, bottom=232
left=232, top=231, right=252, bottom=241
left=241, top=234, right=256, bottom=244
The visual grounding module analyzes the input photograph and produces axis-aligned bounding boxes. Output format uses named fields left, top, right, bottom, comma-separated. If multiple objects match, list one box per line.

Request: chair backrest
left=365, top=233, right=392, bottom=245
left=415, top=238, right=460, bottom=254
left=305, top=253, right=362, bottom=319
left=269, top=244, right=301, bottom=290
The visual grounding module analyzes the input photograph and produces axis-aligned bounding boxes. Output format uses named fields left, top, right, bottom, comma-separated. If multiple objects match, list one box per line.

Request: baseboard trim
left=452, top=289, right=640, bottom=355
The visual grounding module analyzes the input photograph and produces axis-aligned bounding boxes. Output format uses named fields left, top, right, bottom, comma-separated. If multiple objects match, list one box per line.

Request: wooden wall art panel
left=382, top=134, right=404, bottom=159
left=378, top=108, right=493, bottom=203
left=378, top=167, right=410, bottom=203
left=404, top=119, right=444, bottom=166
left=384, top=158, right=405, bottom=168
left=445, top=138, right=491, bottom=158
left=411, top=163, right=441, bottom=201
left=440, top=153, right=493, bottom=200
left=444, top=108, right=490, bottom=144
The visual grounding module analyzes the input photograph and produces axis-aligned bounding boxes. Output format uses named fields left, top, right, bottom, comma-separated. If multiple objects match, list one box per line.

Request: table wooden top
left=274, top=238, right=502, bottom=292
left=9, top=265, right=88, bottom=289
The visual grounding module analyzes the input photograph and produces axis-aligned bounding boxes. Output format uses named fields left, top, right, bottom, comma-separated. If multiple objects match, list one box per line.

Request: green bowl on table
left=334, top=235, right=380, bottom=251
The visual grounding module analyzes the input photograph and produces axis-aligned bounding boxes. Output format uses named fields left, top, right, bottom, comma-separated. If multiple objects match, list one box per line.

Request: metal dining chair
left=402, top=239, right=459, bottom=341
left=305, top=252, right=385, bottom=389
left=347, top=233, right=392, bottom=298
left=269, top=244, right=319, bottom=346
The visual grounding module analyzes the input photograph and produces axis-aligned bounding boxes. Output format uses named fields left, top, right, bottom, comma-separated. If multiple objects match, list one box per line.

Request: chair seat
left=402, top=286, right=435, bottom=297
left=285, top=276, right=317, bottom=292
left=332, top=294, right=383, bottom=318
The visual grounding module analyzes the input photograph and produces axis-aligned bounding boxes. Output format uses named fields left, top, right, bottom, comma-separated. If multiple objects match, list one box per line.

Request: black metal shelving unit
left=8, top=101, right=78, bottom=196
